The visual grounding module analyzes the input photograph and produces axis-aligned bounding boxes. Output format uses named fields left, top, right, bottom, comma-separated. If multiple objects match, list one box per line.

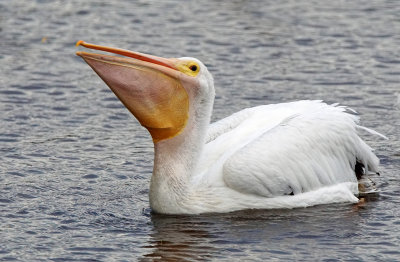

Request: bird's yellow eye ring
left=176, top=61, right=200, bottom=76
left=189, top=64, right=198, bottom=72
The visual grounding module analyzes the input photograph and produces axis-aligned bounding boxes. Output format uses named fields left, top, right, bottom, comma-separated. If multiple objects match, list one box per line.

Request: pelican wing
left=218, top=101, right=379, bottom=198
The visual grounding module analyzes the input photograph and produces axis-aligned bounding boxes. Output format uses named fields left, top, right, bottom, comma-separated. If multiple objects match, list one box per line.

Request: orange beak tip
left=76, top=40, right=85, bottom=47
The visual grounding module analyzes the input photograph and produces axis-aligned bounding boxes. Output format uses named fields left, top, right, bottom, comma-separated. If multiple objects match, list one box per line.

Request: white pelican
left=76, top=41, right=384, bottom=215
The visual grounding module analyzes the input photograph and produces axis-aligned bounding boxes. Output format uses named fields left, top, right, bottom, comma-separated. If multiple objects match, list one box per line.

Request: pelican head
left=76, top=41, right=214, bottom=143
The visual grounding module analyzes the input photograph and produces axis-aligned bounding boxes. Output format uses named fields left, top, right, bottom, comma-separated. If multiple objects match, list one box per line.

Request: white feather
left=150, top=100, right=381, bottom=214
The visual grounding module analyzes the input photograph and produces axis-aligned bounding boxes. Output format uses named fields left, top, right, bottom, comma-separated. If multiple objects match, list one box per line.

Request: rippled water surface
left=1, top=0, right=400, bottom=261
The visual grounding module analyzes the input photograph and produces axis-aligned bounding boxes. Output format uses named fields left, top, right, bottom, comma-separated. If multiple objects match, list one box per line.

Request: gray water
left=1, top=0, right=400, bottom=261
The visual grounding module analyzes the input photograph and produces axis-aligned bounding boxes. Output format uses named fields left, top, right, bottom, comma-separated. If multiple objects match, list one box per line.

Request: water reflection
left=141, top=202, right=373, bottom=261
left=142, top=214, right=218, bottom=261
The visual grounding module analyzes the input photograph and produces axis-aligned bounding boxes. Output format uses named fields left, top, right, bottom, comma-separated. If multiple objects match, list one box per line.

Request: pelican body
left=76, top=41, right=382, bottom=214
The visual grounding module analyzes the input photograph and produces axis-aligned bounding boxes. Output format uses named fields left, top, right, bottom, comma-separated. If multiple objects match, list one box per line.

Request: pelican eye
left=189, top=64, right=198, bottom=72
left=177, top=61, right=200, bottom=76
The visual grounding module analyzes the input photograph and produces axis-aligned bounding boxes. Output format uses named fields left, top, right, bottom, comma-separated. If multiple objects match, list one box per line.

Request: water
left=1, top=0, right=399, bottom=261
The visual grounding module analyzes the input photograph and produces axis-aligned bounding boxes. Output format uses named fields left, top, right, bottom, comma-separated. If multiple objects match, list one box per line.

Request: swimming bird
left=76, top=41, right=384, bottom=214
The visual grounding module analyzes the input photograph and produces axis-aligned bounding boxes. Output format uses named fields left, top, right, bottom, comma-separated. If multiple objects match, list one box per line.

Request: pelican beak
left=76, top=41, right=189, bottom=143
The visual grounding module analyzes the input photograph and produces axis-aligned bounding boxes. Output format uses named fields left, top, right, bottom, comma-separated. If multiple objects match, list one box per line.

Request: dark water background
left=1, top=0, right=400, bottom=261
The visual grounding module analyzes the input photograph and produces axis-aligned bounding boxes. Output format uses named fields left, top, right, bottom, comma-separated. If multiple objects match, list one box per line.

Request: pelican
left=76, top=41, right=384, bottom=214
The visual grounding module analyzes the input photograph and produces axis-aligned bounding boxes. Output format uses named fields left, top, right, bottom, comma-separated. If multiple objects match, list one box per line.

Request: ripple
left=0, top=89, right=25, bottom=95
left=49, top=211, right=66, bottom=216
left=67, top=247, right=115, bottom=252
left=16, top=193, right=36, bottom=199
left=17, top=84, right=48, bottom=90
left=0, top=198, right=13, bottom=203
left=82, top=174, right=98, bottom=179
left=51, top=106, right=70, bottom=111
left=294, top=38, right=315, bottom=46
left=7, top=171, right=26, bottom=177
